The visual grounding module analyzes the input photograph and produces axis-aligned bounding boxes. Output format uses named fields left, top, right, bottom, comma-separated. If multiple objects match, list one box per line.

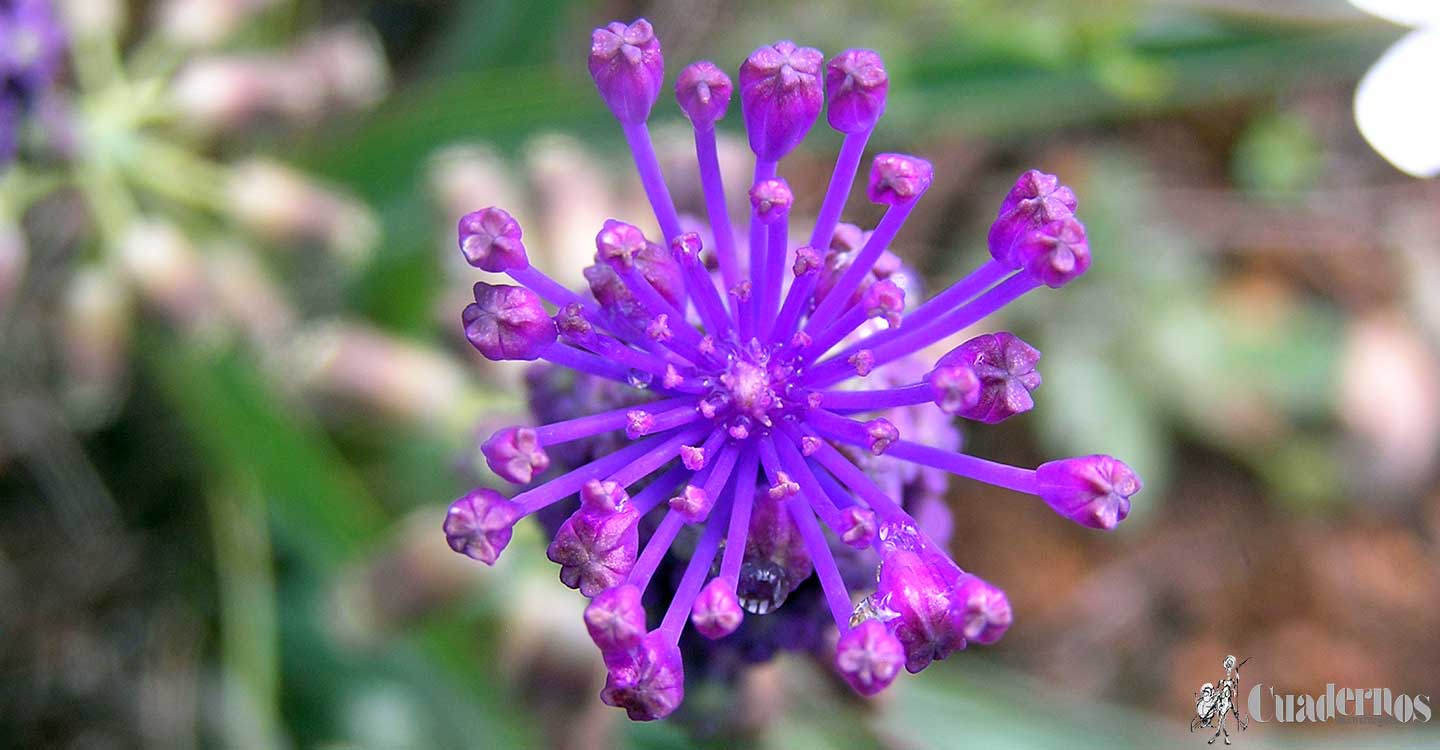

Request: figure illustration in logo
left=1192, top=655, right=1249, bottom=745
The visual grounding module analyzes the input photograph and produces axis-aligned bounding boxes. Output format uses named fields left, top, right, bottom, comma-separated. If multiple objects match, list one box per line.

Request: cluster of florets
left=444, top=17, right=1141, bottom=721
left=0, top=0, right=65, bottom=165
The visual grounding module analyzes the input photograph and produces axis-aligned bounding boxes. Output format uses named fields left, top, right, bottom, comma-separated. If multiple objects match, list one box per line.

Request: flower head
left=443, top=19, right=1141, bottom=721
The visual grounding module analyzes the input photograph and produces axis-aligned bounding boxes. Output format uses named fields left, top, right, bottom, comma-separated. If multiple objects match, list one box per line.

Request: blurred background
left=2, top=0, right=1439, bottom=748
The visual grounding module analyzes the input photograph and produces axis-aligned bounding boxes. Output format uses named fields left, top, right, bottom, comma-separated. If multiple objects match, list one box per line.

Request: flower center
left=704, top=342, right=807, bottom=439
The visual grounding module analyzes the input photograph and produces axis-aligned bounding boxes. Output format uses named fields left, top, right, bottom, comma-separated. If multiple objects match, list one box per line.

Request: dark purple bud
left=951, top=575, right=1012, bottom=646
left=589, top=19, right=664, bottom=124
left=835, top=619, right=905, bottom=696
left=988, top=170, right=1077, bottom=268
left=691, top=578, right=743, bottom=639
left=749, top=178, right=793, bottom=224
left=444, top=488, right=524, bottom=565
left=926, top=364, right=982, bottom=415
left=457, top=207, right=529, bottom=272
left=935, top=332, right=1041, bottom=424
left=1015, top=216, right=1090, bottom=288
left=600, top=631, right=684, bottom=721
left=838, top=506, right=877, bottom=549
left=793, top=246, right=822, bottom=276
left=596, top=219, right=649, bottom=271
left=878, top=550, right=967, bottom=673
left=862, top=278, right=905, bottom=327
left=863, top=417, right=899, bottom=455
left=463, top=283, right=556, bottom=361
left=668, top=484, right=714, bottom=523
left=674, top=61, right=732, bottom=127
left=584, top=583, right=647, bottom=652
left=738, top=40, right=824, bottom=161
left=1035, top=455, right=1141, bottom=530
left=548, top=495, right=640, bottom=596
left=825, top=49, right=888, bottom=134
left=866, top=154, right=933, bottom=205
left=482, top=426, right=550, bottom=484
left=581, top=478, right=631, bottom=514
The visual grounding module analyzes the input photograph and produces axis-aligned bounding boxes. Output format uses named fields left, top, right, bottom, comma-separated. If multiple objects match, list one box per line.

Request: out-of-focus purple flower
left=1, top=0, right=66, bottom=166
left=443, top=18, right=1140, bottom=721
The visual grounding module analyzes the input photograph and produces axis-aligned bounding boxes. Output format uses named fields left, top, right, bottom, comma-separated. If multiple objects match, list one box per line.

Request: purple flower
left=444, top=19, right=1141, bottom=720
left=0, top=0, right=66, bottom=166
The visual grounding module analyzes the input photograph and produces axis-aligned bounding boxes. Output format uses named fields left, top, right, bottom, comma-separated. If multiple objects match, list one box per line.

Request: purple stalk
left=701, top=444, right=742, bottom=497
left=693, top=128, right=742, bottom=292
left=758, top=438, right=854, bottom=631
left=616, top=267, right=708, bottom=356
left=820, top=383, right=932, bottom=412
left=630, top=510, right=685, bottom=593
left=514, top=433, right=678, bottom=515
left=621, top=120, right=684, bottom=243
left=659, top=499, right=728, bottom=641
left=770, top=434, right=846, bottom=529
left=785, top=495, right=854, bottom=631
left=806, top=272, right=1041, bottom=388
left=827, top=259, right=1011, bottom=365
left=884, top=440, right=1040, bottom=495
left=718, top=448, right=760, bottom=587
left=810, top=130, right=871, bottom=250
left=780, top=423, right=903, bottom=519
left=676, top=247, right=732, bottom=337
left=759, top=217, right=788, bottom=336
left=542, top=344, right=634, bottom=382
left=580, top=335, right=694, bottom=385
left=631, top=466, right=692, bottom=515
left=533, top=396, right=688, bottom=444
left=803, top=201, right=915, bottom=333
left=509, top=266, right=599, bottom=316
left=747, top=160, right=778, bottom=333
left=607, top=426, right=710, bottom=488
left=801, top=303, right=868, bottom=363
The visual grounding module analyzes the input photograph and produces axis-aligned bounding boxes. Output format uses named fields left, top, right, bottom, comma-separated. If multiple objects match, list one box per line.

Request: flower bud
left=935, top=332, right=1041, bottom=424
left=835, top=619, right=904, bottom=696
left=589, top=18, right=664, bottom=124
left=548, top=500, right=640, bottom=597
left=482, top=426, right=550, bottom=485
left=1035, top=455, right=1140, bottom=530
left=595, top=218, right=649, bottom=271
left=444, top=488, right=524, bottom=565
left=878, top=550, right=966, bottom=673
left=926, top=364, right=982, bottom=415
left=674, top=61, right=732, bottom=127
left=1015, top=216, right=1090, bottom=288
left=691, top=578, right=743, bottom=640
left=862, top=278, right=904, bottom=327
left=584, top=583, right=646, bottom=652
left=838, top=506, right=877, bottom=549
left=988, top=169, right=1077, bottom=268
left=458, top=207, right=529, bottom=272
left=668, top=485, right=714, bottom=523
left=863, top=417, right=899, bottom=455
left=748, top=178, right=793, bottom=224
left=462, top=282, right=556, bottom=361
left=867, top=153, right=933, bottom=205
left=825, top=49, right=888, bottom=133
left=600, top=631, right=684, bottom=721
left=951, top=575, right=1012, bottom=646
left=739, top=40, right=824, bottom=161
